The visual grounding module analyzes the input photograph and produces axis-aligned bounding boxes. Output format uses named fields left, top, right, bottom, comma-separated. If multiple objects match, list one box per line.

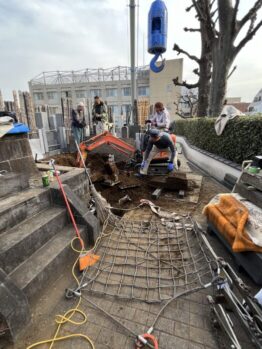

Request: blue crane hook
left=150, top=53, right=166, bottom=73
left=148, top=0, right=168, bottom=74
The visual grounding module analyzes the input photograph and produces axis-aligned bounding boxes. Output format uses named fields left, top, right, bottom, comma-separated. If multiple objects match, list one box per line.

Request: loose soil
left=46, top=152, right=219, bottom=213
left=50, top=152, right=77, bottom=167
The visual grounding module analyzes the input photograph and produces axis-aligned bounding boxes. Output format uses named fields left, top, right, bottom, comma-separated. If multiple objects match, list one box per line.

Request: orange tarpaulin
left=203, top=194, right=262, bottom=253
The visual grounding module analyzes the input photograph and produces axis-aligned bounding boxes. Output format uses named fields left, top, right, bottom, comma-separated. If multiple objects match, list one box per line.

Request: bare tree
left=173, top=1, right=214, bottom=117
left=174, top=89, right=198, bottom=118
left=173, top=0, right=262, bottom=117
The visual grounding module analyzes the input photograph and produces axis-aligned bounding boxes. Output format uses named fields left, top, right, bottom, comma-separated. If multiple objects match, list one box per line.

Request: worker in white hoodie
left=150, top=102, right=170, bottom=131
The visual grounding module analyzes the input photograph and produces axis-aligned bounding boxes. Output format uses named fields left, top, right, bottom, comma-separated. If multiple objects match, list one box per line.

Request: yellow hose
left=27, top=217, right=112, bottom=349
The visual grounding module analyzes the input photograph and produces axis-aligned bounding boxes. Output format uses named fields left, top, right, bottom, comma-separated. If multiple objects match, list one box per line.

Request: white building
left=248, top=89, right=262, bottom=114
left=29, top=59, right=183, bottom=128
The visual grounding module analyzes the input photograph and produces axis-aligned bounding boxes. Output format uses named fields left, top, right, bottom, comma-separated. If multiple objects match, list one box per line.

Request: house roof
left=230, top=102, right=250, bottom=113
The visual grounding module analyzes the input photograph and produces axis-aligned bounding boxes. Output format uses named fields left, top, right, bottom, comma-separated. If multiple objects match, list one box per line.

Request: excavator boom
left=77, top=131, right=135, bottom=167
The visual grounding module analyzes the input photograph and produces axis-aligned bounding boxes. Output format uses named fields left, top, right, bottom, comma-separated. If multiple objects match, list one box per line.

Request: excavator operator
left=140, top=129, right=176, bottom=176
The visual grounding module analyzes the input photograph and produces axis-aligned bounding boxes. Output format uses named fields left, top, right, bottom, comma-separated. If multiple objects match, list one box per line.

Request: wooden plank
left=36, top=163, right=79, bottom=172
left=241, top=172, right=262, bottom=192
left=235, top=183, right=262, bottom=209
left=149, top=172, right=189, bottom=190
left=119, top=184, right=140, bottom=190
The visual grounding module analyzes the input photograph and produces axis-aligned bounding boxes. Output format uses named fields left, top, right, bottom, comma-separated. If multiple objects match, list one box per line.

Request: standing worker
left=92, top=96, right=108, bottom=134
left=140, top=129, right=176, bottom=176
left=150, top=102, right=170, bottom=131
left=71, top=102, right=86, bottom=145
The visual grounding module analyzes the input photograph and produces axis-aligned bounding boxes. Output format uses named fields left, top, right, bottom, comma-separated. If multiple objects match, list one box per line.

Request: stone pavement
left=73, top=288, right=217, bottom=349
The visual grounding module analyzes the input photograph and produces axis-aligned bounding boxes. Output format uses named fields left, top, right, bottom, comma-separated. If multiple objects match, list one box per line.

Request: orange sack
left=203, top=194, right=262, bottom=253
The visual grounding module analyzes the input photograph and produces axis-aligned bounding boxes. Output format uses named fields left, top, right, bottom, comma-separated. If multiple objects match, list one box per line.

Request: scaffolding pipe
left=129, top=0, right=136, bottom=125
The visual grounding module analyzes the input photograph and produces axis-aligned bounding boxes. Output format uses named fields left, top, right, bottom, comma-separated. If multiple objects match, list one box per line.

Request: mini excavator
left=76, top=131, right=179, bottom=176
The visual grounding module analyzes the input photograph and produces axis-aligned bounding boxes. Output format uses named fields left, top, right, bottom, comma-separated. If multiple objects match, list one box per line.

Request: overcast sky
left=0, top=0, right=262, bottom=101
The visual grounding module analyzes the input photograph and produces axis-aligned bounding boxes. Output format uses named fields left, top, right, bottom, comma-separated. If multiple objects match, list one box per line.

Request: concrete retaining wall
left=0, top=134, right=38, bottom=174
left=177, top=136, right=241, bottom=182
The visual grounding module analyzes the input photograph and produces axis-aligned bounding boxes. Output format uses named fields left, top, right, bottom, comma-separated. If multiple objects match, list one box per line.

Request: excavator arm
left=77, top=131, right=135, bottom=167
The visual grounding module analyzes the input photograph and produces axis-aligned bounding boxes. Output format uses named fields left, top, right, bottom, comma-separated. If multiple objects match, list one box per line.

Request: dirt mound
left=50, top=153, right=77, bottom=167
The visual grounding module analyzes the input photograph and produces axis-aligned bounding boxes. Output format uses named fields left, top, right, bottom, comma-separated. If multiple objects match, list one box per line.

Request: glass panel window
left=61, top=91, right=72, bottom=98
left=90, top=89, right=102, bottom=98
left=114, top=115, right=124, bottom=127
left=47, top=91, right=57, bottom=100
left=138, top=86, right=149, bottom=96
left=122, top=87, right=131, bottom=96
left=33, top=92, right=44, bottom=101
left=49, top=106, right=58, bottom=114
left=106, top=88, right=118, bottom=98
left=122, top=104, right=131, bottom=113
left=108, top=105, right=119, bottom=115
left=75, top=90, right=86, bottom=98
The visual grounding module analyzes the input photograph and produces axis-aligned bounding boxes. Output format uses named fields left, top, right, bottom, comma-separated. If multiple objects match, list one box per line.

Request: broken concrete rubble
left=118, top=194, right=132, bottom=205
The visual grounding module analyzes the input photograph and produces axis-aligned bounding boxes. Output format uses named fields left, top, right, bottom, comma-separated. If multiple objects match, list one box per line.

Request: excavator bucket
left=76, top=131, right=135, bottom=167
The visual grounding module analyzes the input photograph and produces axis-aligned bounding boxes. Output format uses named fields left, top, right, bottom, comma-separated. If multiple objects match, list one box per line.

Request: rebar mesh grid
left=79, top=215, right=213, bottom=303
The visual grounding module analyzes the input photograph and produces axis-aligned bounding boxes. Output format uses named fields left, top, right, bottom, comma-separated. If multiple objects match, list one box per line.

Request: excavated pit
left=50, top=152, right=202, bottom=214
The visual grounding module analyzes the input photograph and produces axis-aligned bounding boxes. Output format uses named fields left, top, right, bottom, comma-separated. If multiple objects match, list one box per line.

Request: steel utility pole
left=129, top=0, right=136, bottom=125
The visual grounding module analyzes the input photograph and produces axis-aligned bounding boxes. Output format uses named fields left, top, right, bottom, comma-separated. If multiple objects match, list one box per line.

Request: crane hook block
left=148, top=0, right=168, bottom=73
left=150, top=53, right=165, bottom=73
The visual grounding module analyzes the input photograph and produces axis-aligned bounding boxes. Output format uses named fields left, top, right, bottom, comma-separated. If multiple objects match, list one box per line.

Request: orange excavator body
left=76, top=131, right=177, bottom=167
left=76, top=131, right=135, bottom=167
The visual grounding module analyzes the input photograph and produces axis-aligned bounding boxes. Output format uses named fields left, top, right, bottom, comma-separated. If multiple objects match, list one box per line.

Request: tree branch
left=186, top=3, right=195, bottom=12
left=232, top=0, right=240, bottom=26
left=193, top=68, right=200, bottom=76
left=192, top=0, right=206, bottom=21
left=173, top=43, right=200, bottom=63
left=227, top=65, right=237, bottom=79
left=184, top=27, right=201, bottom=32
left=209, top=0, right=216, bottom=11
left=247, top=13, right=257, bottom=34
left=239, top=0, right=262, bottom=29
left=176, top=111, right=190, bottom=119
left=210, top=8, right=218, bottom=18
left=173, top=102, right=190, bottom=119
left=235, top=19, right=262, bottom=55
left=173, top=100, right=187, bottom=119
left=203, top=0, right=217, bottom=39
left=173, top=76, right=199, bottom=89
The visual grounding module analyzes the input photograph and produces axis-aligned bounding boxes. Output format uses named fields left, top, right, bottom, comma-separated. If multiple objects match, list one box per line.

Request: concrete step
left=9, top=224, right=85, bottom=302
left=0, top=206, right=68, bottom=274
left=0, top=188, right=50, bottom=234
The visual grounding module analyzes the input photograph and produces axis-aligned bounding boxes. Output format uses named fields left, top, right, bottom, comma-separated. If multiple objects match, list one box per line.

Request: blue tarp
left=7, top=123, right=30, bottom=134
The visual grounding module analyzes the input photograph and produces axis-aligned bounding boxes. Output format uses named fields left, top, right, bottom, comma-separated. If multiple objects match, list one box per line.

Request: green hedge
left=174, top=115, right=262, bottom=164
